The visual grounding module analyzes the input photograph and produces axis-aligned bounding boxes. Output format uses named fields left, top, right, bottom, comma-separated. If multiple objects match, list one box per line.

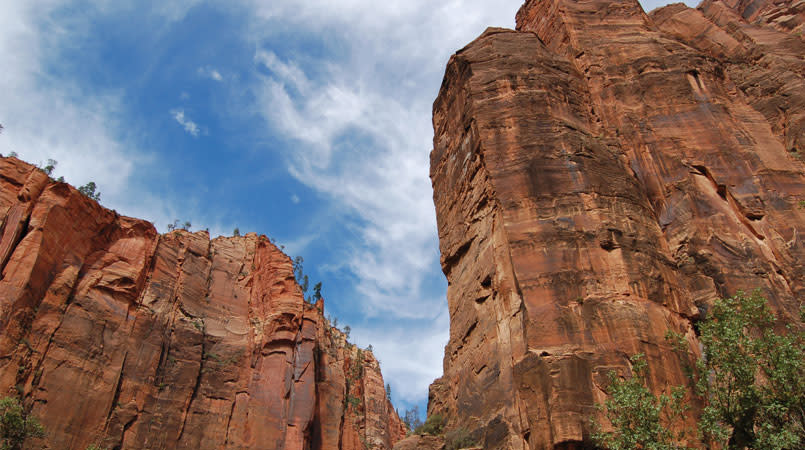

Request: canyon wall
left=419, top=0, right=805, bottom=448
left=0, top=156, right=405, bottom=449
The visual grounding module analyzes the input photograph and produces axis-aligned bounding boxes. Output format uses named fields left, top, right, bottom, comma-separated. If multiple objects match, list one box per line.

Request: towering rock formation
left=415, top=0, right=805, bottom=448
left=0, top=156, right=405, bottom=449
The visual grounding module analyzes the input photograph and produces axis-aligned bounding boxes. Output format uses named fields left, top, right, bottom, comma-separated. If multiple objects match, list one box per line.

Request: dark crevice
left=481, top=274, right=492, bottom=288
left=105, top=352, right=128, bottom=425
left=692, top=164, right=765, bottom=240
left=224, top=398, right=237, bottom=445
left=462, top=320, right=478, bottom=344
left=443, top=238, right=474, bottom=275
left=0, top=211, right=31, bottom=278
left=688, top=69, right=704, bottom=90
left=177, top=341, right=205, bottom=442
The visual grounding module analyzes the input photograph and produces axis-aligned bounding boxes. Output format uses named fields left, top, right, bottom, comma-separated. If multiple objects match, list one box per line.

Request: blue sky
left=0, top=0, right=695, bottom=415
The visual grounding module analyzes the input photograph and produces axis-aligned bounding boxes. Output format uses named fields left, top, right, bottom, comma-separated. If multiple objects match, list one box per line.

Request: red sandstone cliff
left=400, top=0, right=805, bottom=448
left=0, top=156, right=405, bottom=449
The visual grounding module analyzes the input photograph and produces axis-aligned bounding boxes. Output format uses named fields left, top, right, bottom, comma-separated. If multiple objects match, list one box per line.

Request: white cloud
left=170, top=108, right=200, bottom=137
left=351, top=312, right=449, bottom=408
left=291, top=193, right=300, bottom=203
left=246, top=0, right=689, bottom=406
left=255, top=50, right=309, bottom=92
left=0, top=0, right=690, bottom=409
left=0, top=0, right=204, bottom=234
left=246, top=0, right=527, bottom=403
left=0, top=0, right=134, bottom=197
left=198, top=65, right=223, bottom=82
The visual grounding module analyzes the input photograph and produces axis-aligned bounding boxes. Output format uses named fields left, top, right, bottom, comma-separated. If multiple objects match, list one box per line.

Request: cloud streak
left=171, top=108, right=201, bottom=137
left=198, top=66, right=224, bottom=81
left=245, top=0, right=530, bottom=406
left=245, top=0, right=694, bottom=408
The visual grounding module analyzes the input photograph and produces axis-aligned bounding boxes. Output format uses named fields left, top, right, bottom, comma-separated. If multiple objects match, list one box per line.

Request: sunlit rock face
left=414, top=0, right=805, bottom=448
left=0, top=156, right=405, bottom=449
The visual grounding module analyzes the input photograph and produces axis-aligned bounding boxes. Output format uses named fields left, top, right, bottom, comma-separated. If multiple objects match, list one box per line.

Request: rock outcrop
left=0, top=156, right=405, bottom=449
left=410, top=0, right=805, bottom=448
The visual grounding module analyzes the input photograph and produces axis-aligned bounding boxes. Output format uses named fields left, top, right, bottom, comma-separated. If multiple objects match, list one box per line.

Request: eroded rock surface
left=420, top=0, right=805, bottom=448
left=0, top=156, right=404, bottom=449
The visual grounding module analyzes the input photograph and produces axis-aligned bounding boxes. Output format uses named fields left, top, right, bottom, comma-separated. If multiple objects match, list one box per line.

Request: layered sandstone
left=0, top=156, right=404, bottom=449
left=412, top=0, right=805, bottom=448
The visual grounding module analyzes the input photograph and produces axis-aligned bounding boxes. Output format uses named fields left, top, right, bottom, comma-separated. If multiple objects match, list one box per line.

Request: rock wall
left=0, top=156, right=405, bottom=449
left=419, top=0, right=805, bottom=448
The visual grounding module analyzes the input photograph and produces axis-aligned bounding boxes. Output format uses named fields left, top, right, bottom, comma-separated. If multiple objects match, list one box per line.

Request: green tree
left=311, top=281, right=323, bottom=303
left=292, top=257, right=325, bottom=304
left=592, top=354, right=688, bottom=450
left=0, top=397, right=45, bottom=450
left=594, top=291, right=804, bottom=449
left=77, top=182, right=101, bottom=201
left=696, top=290, right=804, bottom=449
left=293, top=256, right=309, bottom=294
left=43, top=159, right=57, bottom=176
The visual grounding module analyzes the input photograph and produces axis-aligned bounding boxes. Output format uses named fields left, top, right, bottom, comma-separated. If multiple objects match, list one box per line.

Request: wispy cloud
left=245, top=0, right=532, bottom=406
left=0, top=1, right=134, bottom=197
left=170, top=108, right=200, bottom=137
left=0, top=0, right=206, bottom=233
left=245, top=0, right=692, bottom=408
left=0, top=0, right=687, bottom=413
left=197, top=65, right=223, bottom=82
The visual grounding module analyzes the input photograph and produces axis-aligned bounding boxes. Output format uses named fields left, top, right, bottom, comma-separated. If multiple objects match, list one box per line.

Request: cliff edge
left=0, top=156, right=405, bottom=449
left=408, top=0, right=805, bottom=448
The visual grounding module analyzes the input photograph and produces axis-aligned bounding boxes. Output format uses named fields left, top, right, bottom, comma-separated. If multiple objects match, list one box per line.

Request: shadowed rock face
left=0, top=157, right=405, bottom=449
left=408, top=0, right=805, bottom=449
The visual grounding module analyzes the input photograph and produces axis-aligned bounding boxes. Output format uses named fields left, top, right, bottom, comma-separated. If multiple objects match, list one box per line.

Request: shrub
left=415, top=414, right=445, bottom=436
left=42, top=159, right=57, bottom=176
left=445, top=427, right=476, bottom=450
left=592, top=353, right=687, bottom=449
left=593, top=291, right=804, bottom=449
left=0, top=396, right=45, bottom=450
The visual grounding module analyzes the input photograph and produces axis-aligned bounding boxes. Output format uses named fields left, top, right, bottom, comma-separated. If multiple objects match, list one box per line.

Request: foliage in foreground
left=0, top=397, right=45, bottom=450
left=696, top=290, right=804, bottom=449
left=592, top=354, right=687, bottom=450
left=593, top=290, right=804, bottom=449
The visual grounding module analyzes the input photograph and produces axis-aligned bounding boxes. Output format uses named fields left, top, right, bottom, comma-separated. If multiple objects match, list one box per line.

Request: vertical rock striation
left=418, top=0, right=805, bottom=448
left=0, top=156, right=404, bottom=449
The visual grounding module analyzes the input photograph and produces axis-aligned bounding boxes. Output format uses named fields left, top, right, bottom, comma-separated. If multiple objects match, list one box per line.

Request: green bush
left=414, top=414, right=445, bottom=436
left=695, top=290, right=804, bottom=449
left=0, top=397, right=45, bottom=450
left=593, top=290, right=804, bottom=449
left=591, top=354, right=687, bottom=450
